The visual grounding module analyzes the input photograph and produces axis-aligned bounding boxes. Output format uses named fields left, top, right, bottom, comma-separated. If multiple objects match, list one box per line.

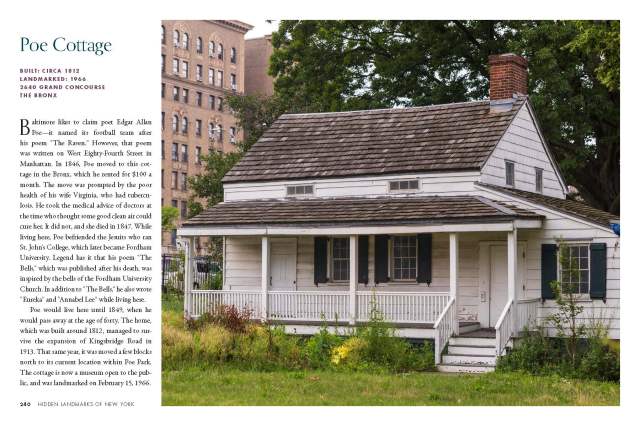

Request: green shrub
left=497, top=328, right=560, bottom=374
left=331, top=336, right=368, bottom=369
left=197, top=325, right=234, bottom=362
left=162, top=323, right=194, bottom=368
left=200, top=272, right=223, bottom=290
left=578, top=339, right=620, bottom=382
left=304, top=322, right=342, bottom=368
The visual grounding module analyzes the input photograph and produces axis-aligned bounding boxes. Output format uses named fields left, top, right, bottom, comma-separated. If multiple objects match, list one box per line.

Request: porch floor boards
left=265, top=319, right=480, bottom=330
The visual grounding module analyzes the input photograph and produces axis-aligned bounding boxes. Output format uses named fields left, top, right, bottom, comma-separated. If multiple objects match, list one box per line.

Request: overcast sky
left=245, top=20, right=280, bottom=39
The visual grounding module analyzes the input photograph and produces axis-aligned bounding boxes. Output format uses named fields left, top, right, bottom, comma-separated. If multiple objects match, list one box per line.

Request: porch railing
left=516, top=298, right=539, bottom=332
left=495, top=298, right=515, bottom=356
left=268, top=291, right=350, bottom=322
left=356, top=291, right=449, bottom=323
left=434, top=297, right=457, bottom=365
left=189, top=290, right=261, bottom=318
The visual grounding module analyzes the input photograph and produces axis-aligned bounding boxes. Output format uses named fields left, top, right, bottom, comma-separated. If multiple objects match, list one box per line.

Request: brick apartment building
left=244, top=35, right=274, bottom=96
left=161, top=20, right=253, bottom=252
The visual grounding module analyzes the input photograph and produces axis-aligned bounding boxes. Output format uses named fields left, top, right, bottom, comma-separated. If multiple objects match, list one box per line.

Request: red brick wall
left=488, top=53, right=528, bottom=100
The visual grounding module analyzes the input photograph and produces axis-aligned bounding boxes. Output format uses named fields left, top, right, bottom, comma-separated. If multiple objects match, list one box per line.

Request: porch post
left=449, top=233, right=459, bottom=335
left=507, top=228, right=518, bottom=301
left=261, top=236, right=270, bottom=321
left=349, top=235, right=358, bottom=325
left=184, top=236, right=194, bottom=316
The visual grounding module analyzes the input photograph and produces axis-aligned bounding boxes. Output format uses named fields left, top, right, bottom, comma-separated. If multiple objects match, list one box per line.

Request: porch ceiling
left=179, top=195, right=543, bottom=235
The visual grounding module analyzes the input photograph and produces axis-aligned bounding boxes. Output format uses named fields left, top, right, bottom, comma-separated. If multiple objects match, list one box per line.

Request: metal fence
left=161, top=254, right=220, bottom=293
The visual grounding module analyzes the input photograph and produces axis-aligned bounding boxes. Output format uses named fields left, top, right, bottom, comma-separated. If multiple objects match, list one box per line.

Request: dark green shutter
left=358, top=236, right=369, bottom=284
left=417, top=233, right=432, bottom=284
left=541, top=244, right=557, bottom=300
left=314, top=237, right=328, bottom=284
left=590, top=243, right=607, bottom=301
left=374, top=235, right=389, bottom=284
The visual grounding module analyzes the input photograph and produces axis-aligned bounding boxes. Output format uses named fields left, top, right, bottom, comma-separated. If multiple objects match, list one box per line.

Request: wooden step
left=442, top=354, right=496, bottom=366
left=449, top=336, right=496, bottom=347
left=447, top=344, right=496, bottom=356
left=458, top=322, right=481, bottom=334
left=437, top=363, right=495, bottom=374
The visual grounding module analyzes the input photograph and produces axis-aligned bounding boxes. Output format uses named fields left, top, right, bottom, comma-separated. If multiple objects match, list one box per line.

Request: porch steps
left=437, top=329, right=497, bottom=374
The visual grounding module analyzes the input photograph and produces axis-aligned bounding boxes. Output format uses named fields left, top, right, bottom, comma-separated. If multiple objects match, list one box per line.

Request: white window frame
left=557, top=242, right=591, bottom=296
left=388, top=179, right=420, bottom=193
left=535, top=167, right=543, bottom=194
left=285, top=184, right=314, bottom=198
left=390, top=235, right=418, bottom=282
left=505, top=160, right=515, bottom=187
left=329, top=237, right=350, bottom=283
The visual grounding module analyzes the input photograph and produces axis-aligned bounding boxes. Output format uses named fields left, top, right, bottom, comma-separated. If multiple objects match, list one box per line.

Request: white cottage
left=177, top=53, right=620, bottom=372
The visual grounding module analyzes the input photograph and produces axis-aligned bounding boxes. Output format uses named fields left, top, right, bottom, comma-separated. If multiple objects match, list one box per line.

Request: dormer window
left=505, top=161, right=515, bottom=187
left=286, top=185, right=314, bottom=197
left=389, top=179, right=419, bottom=192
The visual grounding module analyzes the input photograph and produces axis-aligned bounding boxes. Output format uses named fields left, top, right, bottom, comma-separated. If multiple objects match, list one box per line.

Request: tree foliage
left=269, top=20, right=619, bottom=213
left=161, top=206, right=179, bottom=231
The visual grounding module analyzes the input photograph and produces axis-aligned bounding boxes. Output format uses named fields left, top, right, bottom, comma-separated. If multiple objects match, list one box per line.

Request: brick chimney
left=488, top=53, right=528, bottom=101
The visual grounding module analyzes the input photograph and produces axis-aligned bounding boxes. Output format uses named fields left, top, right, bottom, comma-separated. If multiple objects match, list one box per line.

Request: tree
left=161, top=206, right=179, bottom=231
left=269, top=20, right=619, bottom=213
left=187, top=150, right=241, bottom=216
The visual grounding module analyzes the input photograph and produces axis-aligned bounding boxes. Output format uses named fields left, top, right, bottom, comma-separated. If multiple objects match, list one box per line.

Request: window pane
left=392, top=236, right=416, bottom=280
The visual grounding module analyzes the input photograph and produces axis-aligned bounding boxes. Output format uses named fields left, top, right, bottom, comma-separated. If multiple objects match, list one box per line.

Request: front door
left=270, top=238, right=297, bottom=290
left=488, top=243, right=526, bottom=327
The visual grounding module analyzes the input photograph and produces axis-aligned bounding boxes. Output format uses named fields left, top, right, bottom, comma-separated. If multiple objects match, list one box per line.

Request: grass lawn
left=162, top=367, right=619, bottom=406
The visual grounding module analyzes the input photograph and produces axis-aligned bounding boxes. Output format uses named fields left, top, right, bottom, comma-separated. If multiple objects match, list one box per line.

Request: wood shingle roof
left=223, top=98, right=526, bottom=183
left=182, top=195, right=542, bottom=227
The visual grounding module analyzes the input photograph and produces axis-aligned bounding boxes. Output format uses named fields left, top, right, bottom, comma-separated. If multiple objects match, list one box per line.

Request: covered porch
left=177, top=195, right=544, bottom=358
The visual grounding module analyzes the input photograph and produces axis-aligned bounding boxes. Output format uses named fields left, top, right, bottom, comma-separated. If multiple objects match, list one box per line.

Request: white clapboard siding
left=481, top=104, right=565, bottom=198
left=223, top=171, right=481, bottom=201
left=477, top=188, right=620, bottom=339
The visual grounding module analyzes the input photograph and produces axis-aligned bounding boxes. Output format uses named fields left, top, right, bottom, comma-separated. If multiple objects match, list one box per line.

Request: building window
left=196, top=64, right=203, bottom=81
left=391, top=236, right=417, bottom=281
left=559, top=244, right=590, bottom=295
left=172, top=86, right=179, bottom=101
left=208, top=41, right=215, bottom=57
left=208, top=122, right=215, bottom=139
left=173, top=30, right=179, bottom=47
left=196, top=91, right=202, bottom=107
left=161, top=139, right=165, bottom=159
left=217, top=96, right=223, bottom=111
left=208, top=68, right=214, bottom=85
left=171, top=115, right=178, bottom=133
left=181, top=117, right=188, bottom=134
left=196, top=37, right=203, bottom=54
left=230, top=126, right=236, bottom=144
left=161, top=112, right=165, bottom=130
left=230, top=47, right=237, bottom=64
left=182, top=88, right=189, bottom=103
left=172, top=58, right=179, bottom=75
left=171, top=171, right=178, bottom=189
left=331, top=238, right=350, bottom=282
left=161, top=169, right=164, bottom=188
left=161, top=83, right=165, bottom=98
left=171, top=229, right=177, bottom=247
left=208, top=95, right=214, bottom=110
left=180, top=173, right=188, bottom=191
left=231, top=73, right=237, bottom=91
left=195, top=146, right=202, bottom=164
left=161, top=25, right=165, bottom=44
left=535, top=167, right=543, bottom=193
left=182, top=60, right=189, bottom=78
left=161, top=54, right=165, bottom=73
left=181, top=144, right=188, bottom=162
left=389, top=179, right=419, bottom=192
left=180, top=200, right=188, bottom=218
left=171, top=143, right=178, bottom=161
left=286, top=185, right=314, bottom=197
left=182, top=32, right=189, bottom=50
left=216, top=124, right=223, bottom=142
left=195, top=119, right=202, bottom=137
left=505, top=160, right=515, bottom=187
left=217, top=43, right=224, bottom=60
left=171, top=199, right=178, bottom=208
left=216, top=70, right=223, bottom=87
